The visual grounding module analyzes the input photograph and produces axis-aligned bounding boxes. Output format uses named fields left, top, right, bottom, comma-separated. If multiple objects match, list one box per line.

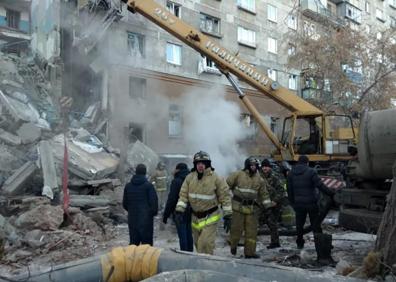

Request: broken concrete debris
left=80, top=102, right=100, bottom=126
left=23, top=229, right=46, bottom=248
left=0, top=128, right=22, bottom=146
left=1, top=161, right=37, bottom=196
left=68, top=212, right=103, bottom=239
left=0, top=90, right=40, bottom=125
left=127, top=140, right=160, bottom=175
left=87, top=178, right=121, bottom=187
left=38, top=140, right=59, bottom=199
left=0, top=52, right=168, bottom=272
left=0, top=214, right=17, bottom=238
left=16, top=122, right=42, bottom=144
left=68, top=195, right=113, bottom=209
left=51, top=134, right=119, bottom=180
left=15, top=205, right=64, bottom=231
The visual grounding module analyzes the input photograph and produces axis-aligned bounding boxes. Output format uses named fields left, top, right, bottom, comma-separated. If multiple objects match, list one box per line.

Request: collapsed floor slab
left=1, top=161, right=37, bottom=196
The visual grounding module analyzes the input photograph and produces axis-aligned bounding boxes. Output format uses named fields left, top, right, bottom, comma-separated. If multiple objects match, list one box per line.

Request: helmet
left=244, top=157, right=259, bottom=170
left=157, top=161, right=165, bottom=169
left=193, top=151, right=211, bottom=163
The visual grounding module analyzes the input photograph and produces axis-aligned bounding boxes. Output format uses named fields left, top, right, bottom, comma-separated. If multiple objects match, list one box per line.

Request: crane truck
left=79, top=0, right=395, bottom=232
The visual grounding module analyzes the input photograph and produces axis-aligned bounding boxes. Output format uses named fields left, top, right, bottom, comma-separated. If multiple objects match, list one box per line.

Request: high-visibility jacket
left=150, top=169, right=168, bottom=192
left=176, top=168, right=232, bottom=219
left=227, top=170, right=271, bottom=214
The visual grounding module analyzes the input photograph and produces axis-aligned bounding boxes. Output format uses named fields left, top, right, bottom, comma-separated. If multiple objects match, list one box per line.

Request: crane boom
left=122, top=0, right=322, bottom=116
left=120, top=0, right=356, bottom=162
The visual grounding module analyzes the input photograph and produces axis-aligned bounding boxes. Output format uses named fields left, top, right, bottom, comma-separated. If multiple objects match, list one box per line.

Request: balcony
left=300, top=0, right=345, bottom=26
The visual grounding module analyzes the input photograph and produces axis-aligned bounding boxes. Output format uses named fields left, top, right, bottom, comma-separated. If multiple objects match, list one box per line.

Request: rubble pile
left=0, top=52, right=129, bottom=269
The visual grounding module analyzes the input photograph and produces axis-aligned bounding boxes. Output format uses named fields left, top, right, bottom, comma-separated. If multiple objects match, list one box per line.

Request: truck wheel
left=338, top=207, right=381, bottom=234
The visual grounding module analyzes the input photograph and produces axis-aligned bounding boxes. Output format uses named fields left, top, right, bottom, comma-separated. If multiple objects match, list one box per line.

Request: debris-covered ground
left=0, top=207, right=376, bottom=280
left=0, top=52, right=161, bottom=279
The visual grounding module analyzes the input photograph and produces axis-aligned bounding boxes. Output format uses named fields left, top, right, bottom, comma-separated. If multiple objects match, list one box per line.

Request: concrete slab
left=87, top=178, right=121, bottom=187
left=69, top=195, right=112, bottom=208
left=38, top=140, right=58, bottom=199
left=17, top=123, right=42, bottom=144
left=0, top=128, right=22, bottom=145
left=1, top=79, right=23, bottom=89
left=0, top=90, right=39, bottom=124
left=51, top=134, right=119, bottom=180
left=1, top=161, right=37, bottom=196
left=127, top=140, right=160, bottom=175
left=81, top=103, right=100, bottom=125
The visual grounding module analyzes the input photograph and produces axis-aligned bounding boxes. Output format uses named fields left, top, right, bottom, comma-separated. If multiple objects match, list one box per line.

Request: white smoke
left=179, top=85, right=251, bottom=176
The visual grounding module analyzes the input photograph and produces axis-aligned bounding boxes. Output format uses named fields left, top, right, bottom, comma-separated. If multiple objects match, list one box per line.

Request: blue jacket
left=163, top=168, right=191, bottom=223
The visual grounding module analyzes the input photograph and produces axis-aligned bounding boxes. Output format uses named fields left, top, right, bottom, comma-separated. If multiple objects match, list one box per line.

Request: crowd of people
left=122, top=151, right=335, bottom=263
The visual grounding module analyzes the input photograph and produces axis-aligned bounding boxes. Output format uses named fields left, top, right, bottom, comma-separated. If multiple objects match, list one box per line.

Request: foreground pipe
left=5, top=245, right=364, bottom=282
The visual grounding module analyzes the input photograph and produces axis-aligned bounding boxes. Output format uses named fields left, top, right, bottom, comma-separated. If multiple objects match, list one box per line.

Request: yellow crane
left=121, top=0, right=357, bottom=162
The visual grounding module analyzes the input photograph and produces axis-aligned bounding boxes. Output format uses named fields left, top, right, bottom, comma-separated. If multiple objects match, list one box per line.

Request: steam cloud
left=180, top=85, right=251, bottom=176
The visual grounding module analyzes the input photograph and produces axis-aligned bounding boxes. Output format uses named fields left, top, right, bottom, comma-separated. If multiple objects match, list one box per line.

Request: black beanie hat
left=176, top=162, right=188, bottom=170
left=135, top=164, right=147, bottom=175
left=298, top=155, right=309, bottom=164
left=261, top=159, right=272, bottom=168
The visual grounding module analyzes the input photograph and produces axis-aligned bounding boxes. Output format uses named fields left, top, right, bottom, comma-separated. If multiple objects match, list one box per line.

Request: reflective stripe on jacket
left=191, top=212, right=221, bottom=230
left=150, top=169, right=168, bottom=192
left=227, top=170, right=270, bottom=212
left=176, top=168, right=232, bottom=216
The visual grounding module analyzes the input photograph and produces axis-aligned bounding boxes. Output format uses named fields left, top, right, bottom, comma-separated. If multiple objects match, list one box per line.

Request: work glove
left=174, top=211, right=184, bottom=225
left=223, top=214, right=232, bottom=233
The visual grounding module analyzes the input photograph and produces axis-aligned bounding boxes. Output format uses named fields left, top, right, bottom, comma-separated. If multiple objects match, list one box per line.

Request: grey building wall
left=99, top=0, right=394, bottom=156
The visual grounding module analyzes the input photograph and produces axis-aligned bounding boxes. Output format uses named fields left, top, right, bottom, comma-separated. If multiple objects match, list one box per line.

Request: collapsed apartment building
left=0, top=48, right=169, bottom=266
left=29, top=0, right=287, bottom=165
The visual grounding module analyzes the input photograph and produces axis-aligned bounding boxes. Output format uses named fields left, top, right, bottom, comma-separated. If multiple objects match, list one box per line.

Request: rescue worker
left=123, top=164, right=158, bottom=246
left=150, top=161, right=168, bottom=210
left=287, top=155, right=335, bottom=264
left=162, top=163, right=193, bottom=252
left=175, top=151, right=232, bottom=255
left=227, top=157, right=272, bottom=258
left=260, top=159, right=286, bottom=249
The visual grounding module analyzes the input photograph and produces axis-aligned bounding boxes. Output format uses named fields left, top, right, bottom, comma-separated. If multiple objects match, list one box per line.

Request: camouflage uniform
left=176, top=167, right=232, bottom=255
left=227, top=168, right=271, bottom=257
left=260, top=170, right=287, bottom=246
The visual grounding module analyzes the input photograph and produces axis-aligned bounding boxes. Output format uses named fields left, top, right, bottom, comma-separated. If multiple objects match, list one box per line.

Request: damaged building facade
left=30, top=0, right=289, bottom=166
left=29, top=0, right=395, bottom=166
left=0, top=0, right=31, bottom=55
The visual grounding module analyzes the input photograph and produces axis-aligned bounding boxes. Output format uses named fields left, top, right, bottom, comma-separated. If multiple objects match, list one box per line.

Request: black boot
left=245, top=253, right=260, bottom=259
left=231, top=247, right=237, bottom=255
left=314, top=233, right=335, bottom=265
left=267, top=242, right=281, bottom=249
left=296, top=238, right=305, bottom=249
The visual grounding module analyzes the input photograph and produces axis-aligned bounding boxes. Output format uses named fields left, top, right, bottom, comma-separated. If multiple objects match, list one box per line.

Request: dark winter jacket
left=123, top=175, right=158, bottom=229
left=163, top=168, right=191, bottom=223
left=287, top=164, right=334, bottom=208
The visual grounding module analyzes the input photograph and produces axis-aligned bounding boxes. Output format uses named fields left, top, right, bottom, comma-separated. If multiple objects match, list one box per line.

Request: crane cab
left=275, top=114, right=357, bottom=162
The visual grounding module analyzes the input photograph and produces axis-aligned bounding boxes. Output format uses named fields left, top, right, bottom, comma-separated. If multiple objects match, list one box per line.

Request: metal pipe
left=5, top=246, right=364, bottom=282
